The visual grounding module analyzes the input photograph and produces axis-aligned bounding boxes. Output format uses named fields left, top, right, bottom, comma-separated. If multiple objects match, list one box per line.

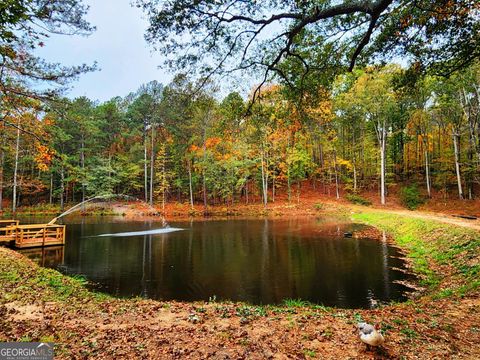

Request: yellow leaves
left=337, top=158, right=353, bottom=171
left=34, top=144, right=55, bottom=172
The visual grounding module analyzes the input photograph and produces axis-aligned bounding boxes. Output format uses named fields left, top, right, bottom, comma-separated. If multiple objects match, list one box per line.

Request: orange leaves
left=205, top=137, right=222, bottom=149
left=189, top=144, right=201, bottom=153
left=34, top=144, right=55, bottom=172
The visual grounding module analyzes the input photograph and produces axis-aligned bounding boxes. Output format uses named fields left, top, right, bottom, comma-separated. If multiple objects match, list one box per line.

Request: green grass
left=282, top=298, right=311, bottom=307
left=352, top=211, right=480, bottom=296
left=303, top=349, right=317, bottom=357
left=0, top=249, right=110, bottom=304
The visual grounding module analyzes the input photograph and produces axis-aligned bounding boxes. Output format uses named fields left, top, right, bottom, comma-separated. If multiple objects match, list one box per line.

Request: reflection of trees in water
left=39, top=218, right=410, bottom=307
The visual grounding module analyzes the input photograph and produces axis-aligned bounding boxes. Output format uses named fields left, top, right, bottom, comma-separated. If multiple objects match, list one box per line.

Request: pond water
left=17, top=217, right=414, bottom=308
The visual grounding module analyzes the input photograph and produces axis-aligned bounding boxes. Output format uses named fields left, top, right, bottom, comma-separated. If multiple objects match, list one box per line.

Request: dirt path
left=361, top=207, right=480, bottom=231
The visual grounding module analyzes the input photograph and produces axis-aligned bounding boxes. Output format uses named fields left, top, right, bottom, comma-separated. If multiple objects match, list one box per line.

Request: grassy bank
left=1, top=207, right=480, bottom=358
left=352, top=211, right=480, bottom=297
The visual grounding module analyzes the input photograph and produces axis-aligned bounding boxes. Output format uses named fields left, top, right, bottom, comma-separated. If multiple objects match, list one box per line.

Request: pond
left=18, top=217, right=414, bottom=308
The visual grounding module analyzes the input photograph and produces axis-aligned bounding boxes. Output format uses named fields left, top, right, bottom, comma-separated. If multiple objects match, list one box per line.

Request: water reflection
left=22, top=218, right=414, bottom=308
left=19, top=246, right=64, bottom=268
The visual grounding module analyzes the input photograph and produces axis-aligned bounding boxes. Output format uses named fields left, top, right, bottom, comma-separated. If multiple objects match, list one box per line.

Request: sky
left=36, top=0, right=171, bottom=102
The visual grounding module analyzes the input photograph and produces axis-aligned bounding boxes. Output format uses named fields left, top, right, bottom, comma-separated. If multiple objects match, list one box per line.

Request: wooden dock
left=0, top=220, right=65, bottom=248
left=0, top=220, right=19, bottom=245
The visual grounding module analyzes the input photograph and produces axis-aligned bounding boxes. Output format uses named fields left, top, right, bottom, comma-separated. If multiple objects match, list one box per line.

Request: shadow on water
left=20, top=217, right=416, bottom=309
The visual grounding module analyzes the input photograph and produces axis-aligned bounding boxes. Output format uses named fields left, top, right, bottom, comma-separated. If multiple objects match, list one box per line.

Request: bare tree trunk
left=260, top=147, right=267, bottom=207
left=380, top=134, right=386, bottom=205
left=144, top=121, right=148, bottom=203
left=424, top=147, right=431, bottom=198
left=161, top=147, right=166, bottom=212
left=49, top=173, right=53, bottom=205
left=188, top=159, right=194, bottom=209
left=319, top=143, right=324, bottom=168
left=375, top=119, right=387, bottom=205
left=453, top=131, right=464, bottom=199
left=353, top=164, right=357, bottom=193
left=81, top=136, right=85, bottom=210
left=12, top=126, right=20, bottom=212
left=333, top=150, right=340, bottom=199
left=149, top=126, right=155, bottom=206
left=272, top=175, right=275, bottom=202
left=60, top=166, right=65, bottom=212
left=202, top=129, right=207, bottom=211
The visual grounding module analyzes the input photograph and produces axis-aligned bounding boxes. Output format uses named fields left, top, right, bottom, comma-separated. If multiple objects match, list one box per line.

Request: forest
left=2, top=1, right=480, bottom=359
left=1, top=64, right=479, bottom=212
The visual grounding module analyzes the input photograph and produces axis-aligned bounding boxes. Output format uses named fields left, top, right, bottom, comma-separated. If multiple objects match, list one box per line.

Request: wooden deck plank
left=1, top=220, right=66, bottom=248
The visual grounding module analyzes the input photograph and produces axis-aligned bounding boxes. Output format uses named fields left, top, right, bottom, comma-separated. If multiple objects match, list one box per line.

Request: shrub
left=346, top=193, right=372, bottom=206
left=400, top=184, right=424, bottom=210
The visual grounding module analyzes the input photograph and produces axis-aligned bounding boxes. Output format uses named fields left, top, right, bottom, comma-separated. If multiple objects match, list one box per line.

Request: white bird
left=357, top=322, right=385, bottom=349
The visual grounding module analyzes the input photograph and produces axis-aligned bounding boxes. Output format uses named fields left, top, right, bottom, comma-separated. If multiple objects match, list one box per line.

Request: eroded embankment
left=1, top=211, right=479, bottom=359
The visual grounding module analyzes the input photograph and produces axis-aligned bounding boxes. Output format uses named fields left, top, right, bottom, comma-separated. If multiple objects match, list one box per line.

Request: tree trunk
left=260, top=147, right=268, bottom=207
left=188, top=159, right=194, bottom=209
left=287, top=167, right=291, bottom=201
left=353, top=163, right=357, bottom=193
left=149, top=126, right=155, bottom=206
left=12, top=126, right=20, bottom=212
left=162, top=146, right=166, bottom=212
left=380, top=134, right=386, bottom=205
left=81, top=136, right=86, bottom=211
left=453, top=132, right=464, bottom=199
left=144, top=121, right=148, bottom=203
left=333, top=150, right=340, bottom=200
left=376, top=119, right=387, bottom=205
left=60, top=166, right=65, bottom=212
left=424, top=147, right=431, bottom=198
left=272, top=175, right=275, bottom=202
left=202, top=128, right=207, bottom=211
left=49, top=173, right=53, bottom=205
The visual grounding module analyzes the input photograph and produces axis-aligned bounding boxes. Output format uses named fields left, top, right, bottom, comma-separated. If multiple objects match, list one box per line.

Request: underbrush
left=345, top=193, right=372, bottom=206
left=400, top=184, right=424, bottom=210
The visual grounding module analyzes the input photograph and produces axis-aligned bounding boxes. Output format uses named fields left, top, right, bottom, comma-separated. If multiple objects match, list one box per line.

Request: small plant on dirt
left=195, top=306, right=207, bottom=313
left=313, top=203, right=324, bottom=210
left=71, top=274, right=88, bottom=285
left=346, top=193, right=372, bottom=206
left=235, top=305, right=266, bottom=318
left=303, top=349, right=316, bottom=357
left=283, top=298, right=310, bottom=307
left=401, top=327, right=418, bottom=338
left=400, top=184, right=424, bottom=210
left=353, top=312, right=364, bottom=323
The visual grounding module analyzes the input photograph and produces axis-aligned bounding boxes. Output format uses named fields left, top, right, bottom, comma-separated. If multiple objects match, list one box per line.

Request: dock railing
left=13, top=224, right=66, bottom=248
left=0, top=220, right=66, bottom=248
left=0, top=220, right=20, bottom=244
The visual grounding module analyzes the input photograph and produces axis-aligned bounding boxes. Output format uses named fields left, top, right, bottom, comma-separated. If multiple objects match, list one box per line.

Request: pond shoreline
left=1, top=205, right=479, bottom=358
